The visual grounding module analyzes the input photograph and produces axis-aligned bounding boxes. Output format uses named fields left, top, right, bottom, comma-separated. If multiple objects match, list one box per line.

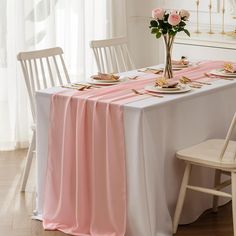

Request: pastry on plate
left=224, top=63, right=236, bottom=74
left=155, top=77, right=179, bottom=88
left=91, top=72, right=120, bottom=81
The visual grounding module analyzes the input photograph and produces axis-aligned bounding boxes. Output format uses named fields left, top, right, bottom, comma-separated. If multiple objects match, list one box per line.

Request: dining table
left=35, top=61, right=236, bottom=236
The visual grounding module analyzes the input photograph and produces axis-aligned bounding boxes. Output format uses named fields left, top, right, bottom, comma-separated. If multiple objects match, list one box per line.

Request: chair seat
left=177, top=139, right=236, bottom=169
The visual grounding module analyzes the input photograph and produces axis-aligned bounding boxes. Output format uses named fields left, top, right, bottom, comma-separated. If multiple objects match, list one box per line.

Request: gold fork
left=132, top=89, right=163, bottom=98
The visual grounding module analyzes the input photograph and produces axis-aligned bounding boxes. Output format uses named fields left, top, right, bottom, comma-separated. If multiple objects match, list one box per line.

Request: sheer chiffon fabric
left=43, top=77, right=158, bottom=235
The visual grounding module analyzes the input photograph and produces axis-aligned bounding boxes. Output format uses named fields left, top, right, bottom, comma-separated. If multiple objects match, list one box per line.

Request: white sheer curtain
left=0, top=0, right=127, bottom=151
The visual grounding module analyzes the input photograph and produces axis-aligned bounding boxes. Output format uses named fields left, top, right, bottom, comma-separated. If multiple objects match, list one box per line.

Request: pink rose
left=152, top=8, right=165, bottom=20
left=179, top=9, right=190, bottom=20
left=168, top=13, right=181, bottom=26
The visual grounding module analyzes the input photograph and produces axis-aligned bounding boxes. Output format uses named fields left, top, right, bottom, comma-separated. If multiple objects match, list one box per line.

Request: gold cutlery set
left=179, top=76, right=212, bottom=89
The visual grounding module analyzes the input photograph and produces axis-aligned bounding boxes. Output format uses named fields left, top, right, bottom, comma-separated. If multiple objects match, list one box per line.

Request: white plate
left=210, top=69, right=236, bottom=78
left=145, top=85, right=192, bottom=94
left=88, top=78, right=121, bottom=85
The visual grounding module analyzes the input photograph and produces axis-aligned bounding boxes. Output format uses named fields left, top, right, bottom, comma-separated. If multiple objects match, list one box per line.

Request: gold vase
left=163, top=34, right=175, bottom=79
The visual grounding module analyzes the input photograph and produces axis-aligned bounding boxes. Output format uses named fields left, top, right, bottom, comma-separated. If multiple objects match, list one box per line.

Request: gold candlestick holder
left=195, top=0, right=201, bottom=33
left=208, top=2, right=214, bottom=34
left=221, top=7, right=225, bottom=34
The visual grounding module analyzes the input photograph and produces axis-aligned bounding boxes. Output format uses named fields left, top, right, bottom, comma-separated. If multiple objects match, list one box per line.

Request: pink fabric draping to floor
left=42, top=61, right=226, bottom=236
left=42, top=76, right=160, bottom=236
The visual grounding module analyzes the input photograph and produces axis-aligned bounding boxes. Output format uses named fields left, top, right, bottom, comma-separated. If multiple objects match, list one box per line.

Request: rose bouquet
left=149, top=8, right=190, bottom=78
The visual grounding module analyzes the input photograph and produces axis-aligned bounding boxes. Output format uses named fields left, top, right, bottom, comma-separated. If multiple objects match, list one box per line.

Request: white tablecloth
left=36, top=70, right=236, bottom=236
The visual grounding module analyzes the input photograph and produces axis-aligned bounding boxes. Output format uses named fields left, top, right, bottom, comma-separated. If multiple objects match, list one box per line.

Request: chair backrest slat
left=28, top=60, right=36, bottom=93
left=90, top=37, right=135, bottom=74
left=17, top=47, right=71, bottom=121
left=39, top=58, right=47, bottom=88
left=113, top=46, right=121, bottom=73
left=53, top=55, right=62, bottom=85
left=104, top=47, right=110, bottom=73
left=108, top=46, right=116, bottom=73
left=124, top=44, right=135, bottom=70
left=119, top=45, right=127, bottom=72
left=46, top=57, right=54, bottom=87
left=220, top=112, right=236, bottom=160
left=33, top=59, right=40, bottom=90
left=98, top=47, right=105, bottom=72
left=93, top=48, right=102, bottom=72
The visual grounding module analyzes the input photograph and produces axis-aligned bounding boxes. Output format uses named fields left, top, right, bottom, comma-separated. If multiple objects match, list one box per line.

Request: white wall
left=126, top=0, right=163, bottom=68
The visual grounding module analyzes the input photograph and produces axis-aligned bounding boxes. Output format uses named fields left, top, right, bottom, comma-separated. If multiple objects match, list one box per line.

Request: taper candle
left=195, top=0, right=201, bottom=33
left=221, top=0, right=225, bottom=34
left=208, top=0, right=214, bottom=34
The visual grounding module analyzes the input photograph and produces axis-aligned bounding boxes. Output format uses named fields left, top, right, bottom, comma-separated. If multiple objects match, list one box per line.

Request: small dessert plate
left=145, top=85, right=191, bottom=94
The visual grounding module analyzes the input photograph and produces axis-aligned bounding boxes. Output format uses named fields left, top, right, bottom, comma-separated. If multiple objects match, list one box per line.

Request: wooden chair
left=89, top=37, right=135, bottom=74
left=173, top=112, right=236, bottom=235
left=17, top=47, right=70, bottom=191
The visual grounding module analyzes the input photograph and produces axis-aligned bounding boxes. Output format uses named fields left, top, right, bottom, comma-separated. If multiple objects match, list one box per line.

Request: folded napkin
left=155, top=77, right=179, bottom=88
left=172, top=56, right=189, bottom=66
left=224, top=63, right=236, bottom=73
left=91, top=72, right=120, bottom=81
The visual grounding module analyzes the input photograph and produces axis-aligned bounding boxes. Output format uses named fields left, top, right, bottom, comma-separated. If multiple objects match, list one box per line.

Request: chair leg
left=212, top=169, right=222, bottom=213
left=173, top=163, right=192, bottom=234
left=231, top=172, right=236, bottom=236
left=20, top=131, right=36, bottom=192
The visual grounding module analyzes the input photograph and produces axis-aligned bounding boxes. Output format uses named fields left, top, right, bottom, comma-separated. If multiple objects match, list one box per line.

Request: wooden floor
left=0, top=150, right=233, bottom=236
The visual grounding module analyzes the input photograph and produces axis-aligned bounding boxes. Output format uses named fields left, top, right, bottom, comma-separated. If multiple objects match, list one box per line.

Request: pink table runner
left=43, top=61, right=226, bottom=236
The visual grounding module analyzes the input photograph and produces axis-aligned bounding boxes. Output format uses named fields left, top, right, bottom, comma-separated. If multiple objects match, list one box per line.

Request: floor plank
left=0, top=149, right=233, bottom=236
